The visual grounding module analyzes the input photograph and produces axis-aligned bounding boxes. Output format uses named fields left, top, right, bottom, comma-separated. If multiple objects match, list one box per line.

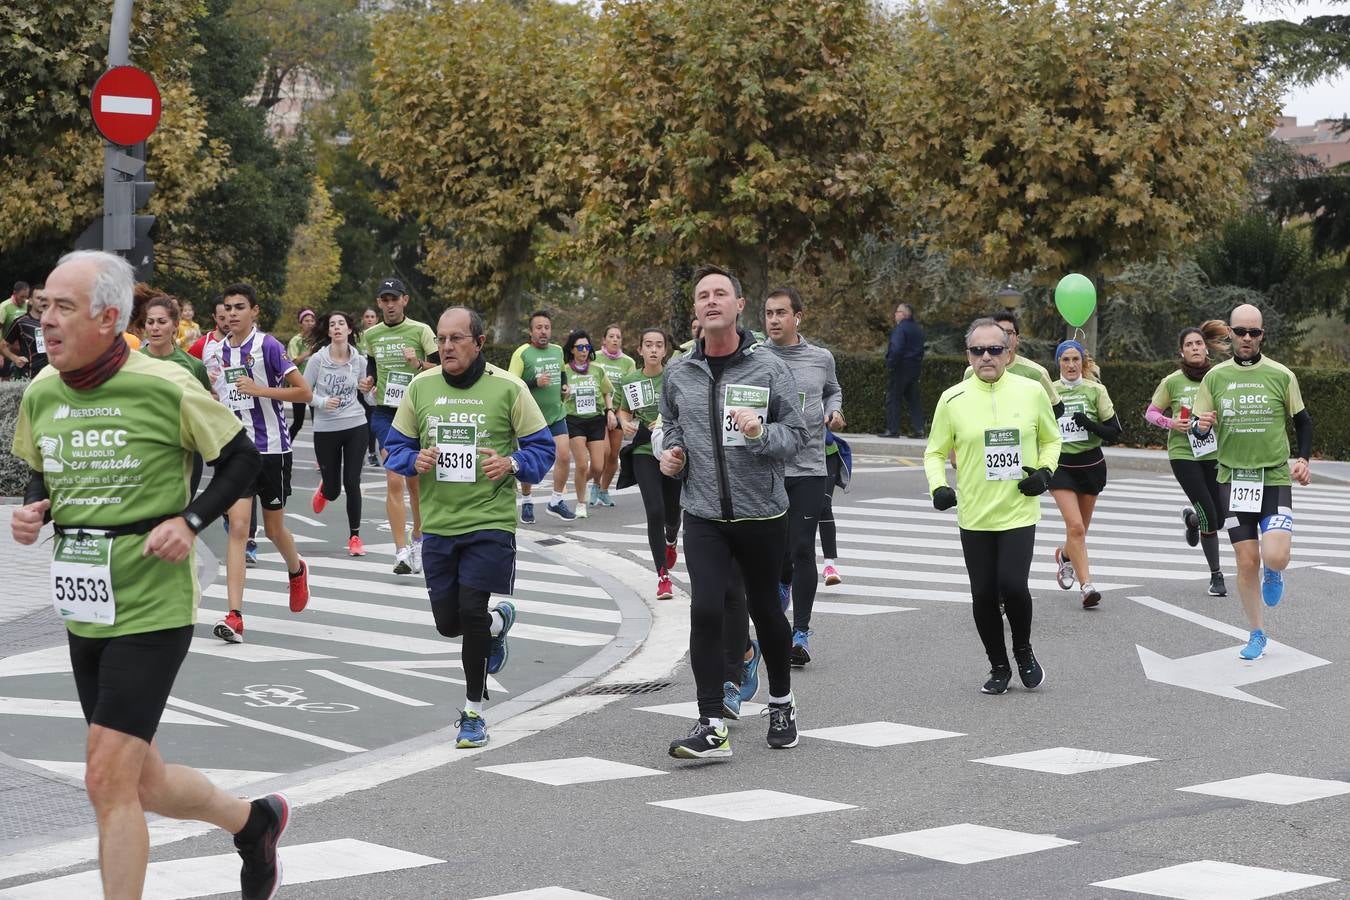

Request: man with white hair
left=9, top=251, right=290, bottom=900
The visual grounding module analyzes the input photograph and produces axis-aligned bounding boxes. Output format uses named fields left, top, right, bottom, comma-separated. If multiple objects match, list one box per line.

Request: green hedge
left=835, top=352, right=1349, bottom=460
left=0, top=381, right=28, bottom=497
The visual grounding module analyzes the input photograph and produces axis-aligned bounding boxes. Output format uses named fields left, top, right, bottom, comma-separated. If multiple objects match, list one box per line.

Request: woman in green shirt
left=618, top=328, right=680, bottom=600
left=593, top=323, right=637, bottom=507
left=1145, top=320, right=1232, bottom=597
left=287, top=308, right=316, bottom=442
left=561, top=330, right=616, bottom=520
left=1048, top=340, right=1122, bottom=609
left=141, top=293, right=212, bottom=495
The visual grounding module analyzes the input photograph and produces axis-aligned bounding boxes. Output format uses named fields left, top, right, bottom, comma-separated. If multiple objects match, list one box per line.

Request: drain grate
left=576, top=681, right=674, bottom=696
left=535, top=538, right=566, bottom=547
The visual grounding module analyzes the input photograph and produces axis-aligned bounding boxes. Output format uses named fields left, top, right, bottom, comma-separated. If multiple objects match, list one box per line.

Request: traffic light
left=75, top=144, right=154, bottom=281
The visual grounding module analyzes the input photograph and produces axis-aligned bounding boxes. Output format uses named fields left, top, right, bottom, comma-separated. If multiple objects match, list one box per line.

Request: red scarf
left=61, top=336, right=130, bottom=390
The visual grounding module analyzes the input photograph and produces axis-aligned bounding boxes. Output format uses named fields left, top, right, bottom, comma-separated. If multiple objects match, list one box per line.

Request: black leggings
left=633, top=453, right=682, bottom=573
left=314, top=424, right=368, bottom=534
left=358, top=394, right=377, bottom=455
left=780, top=475, right=828, bottom=631
left=429, top=584, right=492, bottom=704
left=958, top=525, right=1036, bottom=668
left=819, top=453, right=841, bottom=559
left=684, top=513, right=791, bottom=718
left=289, top=402, right=306, bottom=442
left=1171, top=457, right=1223, bottom=573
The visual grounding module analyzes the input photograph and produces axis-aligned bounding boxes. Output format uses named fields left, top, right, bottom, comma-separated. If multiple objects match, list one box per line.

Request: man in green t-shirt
left=507, top=309, right=575, bottom=522
left=592, top=323, right=637, bottom=507
left=357, top=278, right=439, bottom=574
left=384, top=306, right=556, bottom=749
left=1193, top=304, right=1312, bottom=662
left=10, top=251, right=289, bottom=899
left=0, top=280, right=31, bottom=380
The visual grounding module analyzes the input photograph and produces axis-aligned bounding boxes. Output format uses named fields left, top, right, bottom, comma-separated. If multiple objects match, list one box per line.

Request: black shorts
left=1049, top=459, right=1107, bottom=495
left=1221, top=482, right=1293, bottom=543
left=567, top=415, right=607, bottom=443
left=243, top=453, right=292, bottom=510
left=68, top=624, right=193, bottom=742
left=547, top=418, right=568, bottom=438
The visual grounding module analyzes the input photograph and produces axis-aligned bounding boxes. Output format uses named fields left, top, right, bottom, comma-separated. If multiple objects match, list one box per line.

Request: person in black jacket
left=880, top=303, right=925, bottom=437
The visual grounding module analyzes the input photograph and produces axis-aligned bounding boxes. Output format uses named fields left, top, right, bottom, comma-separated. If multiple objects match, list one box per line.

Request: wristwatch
left=183, top=511, right=206, bottom=534
left=509, top=456, right=520, bottom=475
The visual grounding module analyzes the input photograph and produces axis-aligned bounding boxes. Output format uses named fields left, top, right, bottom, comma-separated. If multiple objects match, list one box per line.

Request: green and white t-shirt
left=364, top=318, right=437, bottom=409
left=508, top=343, right=566, bottom=425
left=1151, top=370, right=1212, bottom=461
left=595, top=352, right=636, bottom=396
left=618, top=369, right=663, bottom=456
left=562, top=365, right=613, bottom=420
left=11, top=355, right=243, bottom=638
left=286, top=332, right=311, bottom=376
left=140, top=344, right=212, bottom=393
left=1194, top=356, right=1305, bottom=486
left=392, top=363, right=548, bottom=537
left=1055, top=379, right=1115, bottom=455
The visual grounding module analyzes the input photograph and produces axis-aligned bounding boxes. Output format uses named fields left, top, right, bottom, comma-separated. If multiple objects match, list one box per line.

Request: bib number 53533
left=51, top=533, right=117, bottom=625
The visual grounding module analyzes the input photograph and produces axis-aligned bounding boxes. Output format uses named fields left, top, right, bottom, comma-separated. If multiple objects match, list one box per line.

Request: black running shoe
left=1181, top=507, right=1200, bottom=547
left=981, top=665, right=1012, bottom=695
left=1208, top=571, right=1227, bottom=597
left=669, top=718, right=731, bottom=760
left=1013, top=647, right=1045, bottom=690
left=235, top=792, right=289, bottom=900
left=764, top=699, right=799, bottom=749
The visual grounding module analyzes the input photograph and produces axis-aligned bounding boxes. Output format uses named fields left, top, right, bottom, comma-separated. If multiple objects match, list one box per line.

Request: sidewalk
left=836, top=433, right=1350, bottom=483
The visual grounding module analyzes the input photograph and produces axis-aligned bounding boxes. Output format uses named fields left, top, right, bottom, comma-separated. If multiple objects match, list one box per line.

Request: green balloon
left=1055, top=273, right=1096, bottom=327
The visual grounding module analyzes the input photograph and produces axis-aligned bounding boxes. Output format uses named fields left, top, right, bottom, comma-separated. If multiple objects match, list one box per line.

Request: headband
left=1055, top=339, right=1086, bottom=362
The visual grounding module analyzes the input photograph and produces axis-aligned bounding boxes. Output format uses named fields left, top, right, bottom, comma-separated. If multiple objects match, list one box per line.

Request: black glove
left=1017, top=466, right=1052, bottom=496
left=1071, top=411, right=1092, bottom=429
left=932, top=486, right=957, bottom=510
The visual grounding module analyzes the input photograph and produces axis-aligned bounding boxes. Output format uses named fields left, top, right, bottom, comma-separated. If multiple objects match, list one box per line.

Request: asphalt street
left=3, top=443, right=1349, bottom=899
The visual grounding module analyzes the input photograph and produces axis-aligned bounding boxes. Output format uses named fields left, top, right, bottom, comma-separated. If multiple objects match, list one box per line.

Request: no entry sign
left=90, top=66, right=161, bottom=146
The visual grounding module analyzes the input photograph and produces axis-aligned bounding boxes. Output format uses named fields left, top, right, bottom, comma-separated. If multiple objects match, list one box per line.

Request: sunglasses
left=1231, top=327, right=1264, bottom=338
left=574, top=344, right=592, bottom=351
left=967, top=345, right=1007, bottom=357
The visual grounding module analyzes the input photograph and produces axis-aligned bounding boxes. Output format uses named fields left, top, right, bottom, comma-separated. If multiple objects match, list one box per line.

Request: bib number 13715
left=1229, top=468, right=1264, bottom=513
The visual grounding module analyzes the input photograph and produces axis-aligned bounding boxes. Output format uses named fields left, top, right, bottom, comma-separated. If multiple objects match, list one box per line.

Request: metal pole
left=102, top=0, right=136, bottom=251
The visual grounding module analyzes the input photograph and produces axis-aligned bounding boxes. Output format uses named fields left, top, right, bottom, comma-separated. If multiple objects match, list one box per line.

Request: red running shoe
left=657, top=570, right=674, bottom=600
left=311, top=488, right=327, bottom=515
left=214, top=610, right=244, bottom=643
left=665, top=541, right=678, bottom=570
left=288, top=560, right=309, bottom=613
left=347, top=535, right=365, bottom=556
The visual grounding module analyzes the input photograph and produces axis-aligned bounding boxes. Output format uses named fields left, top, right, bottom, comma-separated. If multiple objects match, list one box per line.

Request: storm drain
left=575, top=681, right=674, bottom=696
left=535, top=538, right=566, bottom=547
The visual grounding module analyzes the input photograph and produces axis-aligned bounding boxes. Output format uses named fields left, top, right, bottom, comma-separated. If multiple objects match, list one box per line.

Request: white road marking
left=166, top=698, right=365, bottom=753
left=1176, top=772, right=1350, bottom=805
left=973, top=747, right=1156, bottom=774
left=0, top=697, right=222, bottom=726
left=307, top=668, right=433, bottom=707
left=1092, top=860, right=1337, bottom=898
left=189, top=637, right=333, bottom=663
left=799, top=721, right=964, bottom=747
left=21, top=759, right=280, bottom=789
left=854, top=823, right=1077, bottom=864
left=650, top=790, right=856, bottom=822
left=478, top=756, right=666, bottom=786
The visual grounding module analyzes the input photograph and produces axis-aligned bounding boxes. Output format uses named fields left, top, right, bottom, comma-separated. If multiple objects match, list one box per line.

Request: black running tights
left=1171, top=457, right=1223, bottom=573
left=314, top=424, right=367, bottom=534
left=289, top=402, right=305, bottom=442
left=819, top=453, right=840, bottom=559
left=780, top=475, right=828, bottom=632
left=684, top=513, right=791, bottom=719
left=633, top=453, right=682, bottom=573
left=429, top=583, right=492, bottom=704
left=958, top=525, right=1036, bottom=668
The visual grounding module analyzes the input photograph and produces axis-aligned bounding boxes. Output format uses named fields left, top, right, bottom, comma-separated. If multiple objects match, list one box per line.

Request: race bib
left=1058, top=414, right=1088, bottom=444
left=723, top=383, right=769, bottom=447
left=33, top=327, right=46, bottom=354
left=383, top=370, right=413, bottom=406
left=574, top=384, right=598, bottom=415
left=623, top=380, right=654, bottom=411
left=984, top=428, right=1022, bottom=481
left=435, top=423, right=478, bottom=484
left=223, top=366, right=253, bottom=411
left=1188, top=427, right=1217, bottom=459
left=51, top=533, right=116, bottom=625
left=1229, top=467, right=1264, bottom=514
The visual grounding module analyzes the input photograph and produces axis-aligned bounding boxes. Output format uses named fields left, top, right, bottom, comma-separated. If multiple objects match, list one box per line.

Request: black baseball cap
left=377, top=277, right=406, bottom=297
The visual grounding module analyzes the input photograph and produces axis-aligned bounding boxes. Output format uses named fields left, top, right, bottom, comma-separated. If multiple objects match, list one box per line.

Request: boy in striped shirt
left=211, top=283, right=313, bottom=643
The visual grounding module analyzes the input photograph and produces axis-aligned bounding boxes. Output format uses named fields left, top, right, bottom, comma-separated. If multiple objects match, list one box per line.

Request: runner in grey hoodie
left=303, top=311, right=370, bottom=556
left=762, top=286, right=844, bottom=666
left=660, top=264, right=809, bottom=761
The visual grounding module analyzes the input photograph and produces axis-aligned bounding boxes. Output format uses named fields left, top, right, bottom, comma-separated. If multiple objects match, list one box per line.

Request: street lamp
left=995, top=284, right=1023, bottom=310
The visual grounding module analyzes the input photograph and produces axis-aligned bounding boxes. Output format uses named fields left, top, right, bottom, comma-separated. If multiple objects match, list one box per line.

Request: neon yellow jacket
left=925, top=369, right=1062, bottom=531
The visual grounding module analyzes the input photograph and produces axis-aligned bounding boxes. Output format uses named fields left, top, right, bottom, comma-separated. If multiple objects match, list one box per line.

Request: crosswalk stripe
left=197, top=600, right=454, bottom=654
left=806, top=529, right=1228, bottom=567
left=0, top=697, right=223, bottom=727
left=166, top=697, right=366, bottom=753
left=202, top=587, right=612, bottom=646
left=0, top=838, right=442, bottom=899
left=256, top=551, right=585, bottom=582
left=244, top=566, right=614, bottom=604
left=21, top=760, right=281, bottom=789
left=307, top=669, right=433, bottom=707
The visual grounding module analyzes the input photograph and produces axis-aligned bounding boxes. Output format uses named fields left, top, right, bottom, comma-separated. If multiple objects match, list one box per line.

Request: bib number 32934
left=723, top=384, right=769, bottom=447
left=436, top=423, right=478, bottom=483
left=51, top=533, right=116, bottom=625
left=1229, top=467, right=1264, bottom=514
left=984, top=428, right=1022, bottom=481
